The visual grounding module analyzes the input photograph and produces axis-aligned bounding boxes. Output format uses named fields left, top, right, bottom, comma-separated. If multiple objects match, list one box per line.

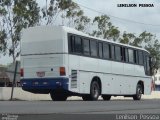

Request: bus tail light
left=20, top=68, right=24, bottom=77
left=60, top=67, right=66, bottom=76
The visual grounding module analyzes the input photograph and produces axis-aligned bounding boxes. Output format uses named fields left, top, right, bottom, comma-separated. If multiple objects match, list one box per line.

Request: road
left=1, top=99, right=160, bottom=120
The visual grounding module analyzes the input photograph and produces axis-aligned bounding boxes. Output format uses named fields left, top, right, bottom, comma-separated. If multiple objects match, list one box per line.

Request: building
left=0, top=62, right=20, bottom=87
left=0, top=66, right=10, bottom=87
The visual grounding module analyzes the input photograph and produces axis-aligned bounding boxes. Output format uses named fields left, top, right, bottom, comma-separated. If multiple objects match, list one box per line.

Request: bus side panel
left=110, top=61, right=124, bottom=94
left=144, top=78, right=152, bottom=95
left=101, top=74, right=112, bottom=94
left=68, top=54, right=80, bottom=93
left=79, top=57, right=100, bottom=94
left=99, top=59, right=112, bottom=94
left=78, top=71, right=91, bottom=94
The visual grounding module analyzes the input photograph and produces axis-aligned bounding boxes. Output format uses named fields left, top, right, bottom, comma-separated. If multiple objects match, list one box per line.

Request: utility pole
left=10, top=61, right=18, bottom=100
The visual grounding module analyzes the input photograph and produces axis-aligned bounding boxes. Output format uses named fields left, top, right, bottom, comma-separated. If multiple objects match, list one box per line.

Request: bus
left=20, top=26, right=153, bottom=101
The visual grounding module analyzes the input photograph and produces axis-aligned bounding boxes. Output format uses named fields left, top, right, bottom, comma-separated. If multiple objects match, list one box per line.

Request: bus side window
left=138, top=51, right=144, bottom=65
left=115, top=46, right=122, bottom=61
left=74, top=36, right=82, bottom=54
left=128, top=49, right=134, bottom=63
left=90, top=40, right=98, bottom=57
left=134, top=50, right=138, bottom=64
left=83, top=38, right=90, bottom=56
left=111, top=45, right=115, bottom=60
left=103, top=43, right=110, bottom=59
left=68, top=35, right=75, bottom=53
left=123, top=48, right=129, bottom=62
left=98, top=42, right=103, bottom=58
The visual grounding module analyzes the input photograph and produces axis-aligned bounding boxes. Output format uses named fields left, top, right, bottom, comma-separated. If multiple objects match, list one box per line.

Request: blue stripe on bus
left=20, top=77, right=69, bottom=90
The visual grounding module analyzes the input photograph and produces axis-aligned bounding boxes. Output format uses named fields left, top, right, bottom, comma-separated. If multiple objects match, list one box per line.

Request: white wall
left=0, top=87, right=51, bottom=101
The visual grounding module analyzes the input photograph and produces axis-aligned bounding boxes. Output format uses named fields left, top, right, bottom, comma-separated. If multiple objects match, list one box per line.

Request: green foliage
left=13, top=0, right=40, bottom=28
left=0, top=30, right=7, bottom=54
left=74, top=15, right=90, bottom=32
left=0, top=0, right=40, bottom=62
left=119, top=32, right=136, bottom=44
left=41, top=0, right=59, bottom=25
left=41, top=0, right=90, bottom=32
left=92, top=15, right=120, bottom=41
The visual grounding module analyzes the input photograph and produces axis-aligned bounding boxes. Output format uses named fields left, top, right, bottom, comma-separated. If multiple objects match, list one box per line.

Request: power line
left=78, top=3, right=160, bottom=27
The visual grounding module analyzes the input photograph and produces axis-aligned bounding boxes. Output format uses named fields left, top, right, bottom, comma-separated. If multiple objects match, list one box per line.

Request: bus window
left=69, top=35, right=75, bottom=53
left=138, top=51, right=144, bottom=65
left=83, top=39, right=90, bottom=56
left=103, top=43, right=110, bottom=59
left=98, top=42, right=103, bottom=58
left=90, top=40, right=98, bottom=57
left=111, top=45, right=115, bottom=60
left=123, top=48, right=128, bottom=62
left=74, top=36, right=82, bottom=54
left=134, top=50, right=138, bottom=64
left=115, top=46, right=122, bottom=61
left=128, top=49, right=134, bottom=63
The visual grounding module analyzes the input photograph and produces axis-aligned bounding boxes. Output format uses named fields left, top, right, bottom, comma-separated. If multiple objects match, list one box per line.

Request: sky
left=0, top=0, right=160, bottom=65
left=75, top=0, right=160, bottom=36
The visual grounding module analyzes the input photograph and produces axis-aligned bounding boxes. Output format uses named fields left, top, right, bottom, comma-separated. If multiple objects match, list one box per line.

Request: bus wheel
left=102, top=95, right=111, bottom=101
left=50, top=91, right=67, bottom=101
left=90, top=81, right=100, bottom=101
left=133, top=84, right=143, bottom=100
left=82, top=81, right=100, bottom=101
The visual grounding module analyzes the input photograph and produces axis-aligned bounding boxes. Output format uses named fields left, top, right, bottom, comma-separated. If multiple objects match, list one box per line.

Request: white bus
left=20, top=26, right=153, bottom=101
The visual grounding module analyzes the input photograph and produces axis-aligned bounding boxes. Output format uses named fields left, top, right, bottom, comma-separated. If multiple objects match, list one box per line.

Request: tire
left=90, top=81, right=100, bottom=101
left=82, top=81, right=100, bottom=101
left=50, top=91, right=67, bottom=101
left=102, top=95, right=111, bottom=101
left=133, top=84, right=143, bottom=100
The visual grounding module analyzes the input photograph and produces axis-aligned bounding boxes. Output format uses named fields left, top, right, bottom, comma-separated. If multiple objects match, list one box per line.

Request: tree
left=0, top=30, right=7, bottom=55
left=119, top=32, right=136, bottom=44
left=0, top=0, right=40, bottom=63
left=41, top=0, right=59, bottom=25
left=91, top=15, right=120, bottom=41
left=41, top=0, right=90, bottom=32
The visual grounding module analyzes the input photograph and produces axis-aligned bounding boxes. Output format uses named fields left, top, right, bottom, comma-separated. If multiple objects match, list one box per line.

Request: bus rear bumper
left=20, top=77, right=69, bottom=94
